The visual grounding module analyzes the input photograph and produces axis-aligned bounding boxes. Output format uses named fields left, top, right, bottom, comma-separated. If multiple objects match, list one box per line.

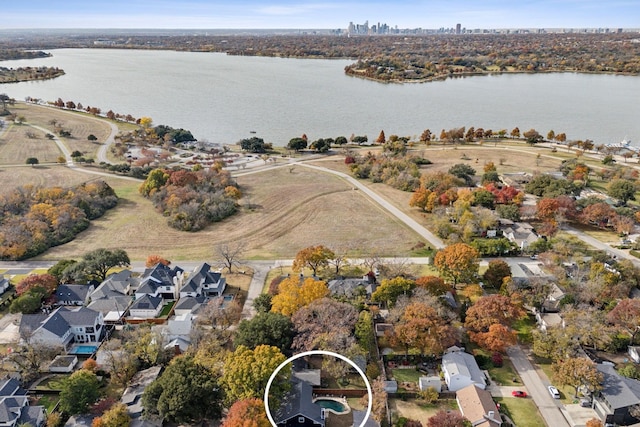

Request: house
left=542, top=283, right=565, bottom=313
left=181, top=263, right=226, bottom=297
left=0, top=378, right=45, bottom=427
left=136, top=263, right=184, bottom=300
left=442, top=347, right=486, bottom=392
left=121, top=366, right=162, bottom=425
left=173, top=294, right=207, bottom=316
left=419, top=376, right=442, bottom=393
left=20, top=306, right=105, bottom=349
left=499, top=219, right=540, bottom=250
left=536, top=312, right=564, bottom=332
left=374, top=323, right=393, bottom=338
left=327, top=275, right=377, bottom=298
left=55, top=284, right=94, bottom=306
left=456, top=384, right=501, bottom=427
left=64, top=415, right=97, bottom=426
left=0, top=275, right=10, bottom=295
left=156, top=312, right=194, bottom=353
left=88, top=270, right=138, bottom=323
left=128, top=295, right=164, bottom=319
left=273, top=377, right=325, bottom=427
left=594, top=363, right=640, bottom=426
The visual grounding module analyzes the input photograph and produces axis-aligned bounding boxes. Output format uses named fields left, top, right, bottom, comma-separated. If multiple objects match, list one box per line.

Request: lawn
left=158, top=301, right=176, bottom=317
left=514, top=314, right=537, bottom=345
left=389, top=398, right=459, bottom=426
left=494, top=397, right=546, bottom=427
left=488, top=359, right=522, bottom=386
left=389, top=368, right=422, bottom=384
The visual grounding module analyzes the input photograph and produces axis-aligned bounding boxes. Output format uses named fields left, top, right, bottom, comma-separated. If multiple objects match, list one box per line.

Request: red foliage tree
left=427, top=410, right=469, bottom=427
left=15, top=274, right=58, bottom=296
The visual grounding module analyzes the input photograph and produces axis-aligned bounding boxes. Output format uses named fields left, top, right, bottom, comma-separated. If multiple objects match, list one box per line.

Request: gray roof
left=327, top=278, right=376, bottom=297
left=18, top=403, right=45, bottom=426
left=0, top=378, right=25, bottom=397
left=58, top=306, right=101, bottom=327
left=182, top=263, right=223, bottom=293
left=352, top=409, right=380, bottom=427
left=121, top=366, right=162, bottom=417
left=142, top=263, right=183, bottom=287
left=0, top=396, right=27, bottom=424
left=88, top=295, right=132, bottom=315
left=274, top=378, right=324, bottom=426
left=92, top=270, right=138, bottom=299
left=130, top=294, right=163, bottom=311
left=40, top=312, right=71, bottom=338
left=597, top=363, right=640, bottom=409
left=56, top=284, right=90, bottom=303
left=442, top=350, right=486, bottom=388
left=174, top=295, right=207, bottom=311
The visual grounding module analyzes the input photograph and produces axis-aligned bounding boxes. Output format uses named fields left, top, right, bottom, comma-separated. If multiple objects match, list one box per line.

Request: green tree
left=139, top=169, right=169, bottom=197
left=253, top=293, right=273, bottom=313
left=26, top=157, right=39, bottom=166
left=371, top=277, right=416, bottom=307
left=355, top=310, right=375, bottom=354
left=234, top=312, right=295, bottom=352
left=608, top=179, right=637, bottom=205
left=482, top=259, right=511, bottom=289
left=523, top=128, right=543, bottom=145
left=47, top=259, right=77, bottom=281
left=10, top=292, right=43, bottom=314
left=240, top=137, right=266, bottom=153
left=142, top=355, right=222, bottom=423
left=310, top=138, right=331, bottom=153
left=59, top=370, right=101, bottom=415
left=63, top=248, right=130, bottom=282
left=287, top=137, right=307, bottom=152
left=448, top=163, right=476, bottom=185
left=221, top=345, right=289, bottom=404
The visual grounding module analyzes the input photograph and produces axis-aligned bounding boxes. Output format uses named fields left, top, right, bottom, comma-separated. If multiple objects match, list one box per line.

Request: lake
left=1, top=48, right=639, bottom=146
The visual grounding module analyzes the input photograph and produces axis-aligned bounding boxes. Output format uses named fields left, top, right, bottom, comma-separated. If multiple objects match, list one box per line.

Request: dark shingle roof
left=0, top=378, right=24, bottom=398
left=56, top=284, right=90, bottom=303
left=273, top=378, right=324, bottom=426
left=130, top=295, right=163, bottom=311
left=174, top=295, right=206, bottom=311
left=598, top=363, right=640, bottom=409
left=58, top=306, right=100, bottom=327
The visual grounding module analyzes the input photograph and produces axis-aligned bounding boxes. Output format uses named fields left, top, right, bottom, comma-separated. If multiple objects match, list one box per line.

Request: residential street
left=507, top=346, right=570, bottom=427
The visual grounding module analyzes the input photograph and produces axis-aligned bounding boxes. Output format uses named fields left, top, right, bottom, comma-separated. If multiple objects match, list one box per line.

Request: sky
left=2, top=0, right=639, bottom=30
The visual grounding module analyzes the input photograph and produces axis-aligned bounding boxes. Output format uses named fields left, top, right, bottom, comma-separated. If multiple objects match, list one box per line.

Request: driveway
left=507, top=346, right=570, bottom=427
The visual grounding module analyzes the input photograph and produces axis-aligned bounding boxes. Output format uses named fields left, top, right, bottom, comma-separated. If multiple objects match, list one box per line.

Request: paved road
left=96, top=121, right=120, bottom=164
left=507, top=346, right=570, bottom=427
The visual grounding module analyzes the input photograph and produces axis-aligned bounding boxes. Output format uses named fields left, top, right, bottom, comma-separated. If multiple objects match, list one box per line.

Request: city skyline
left=4, top=0, right=639, bottom=30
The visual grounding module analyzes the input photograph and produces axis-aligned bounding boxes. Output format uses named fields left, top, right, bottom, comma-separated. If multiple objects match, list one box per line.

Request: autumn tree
left=523, top=128, right=543, bottom=144
left=361, top=377, right=387, bottom=423
left=434, top=243, right=479, bottom=285
left=270, top=276, right=329, bottom=316
left=234, top=312, right=295, bottom=352
left=142, top=355, right=222, bottom=423
left=415, top=275, right=450, bottom=296
left=94, top=403, right=130, bottom=427
left=585, top=419, right=603, bottom=427
left=15, top=273, right=58, bottom=296
left=392, top=302, right=458, bottom=356
left=606, top=298, right=640, bottom=344
left=427, top=410, right=470, bottom=427
left=291, top=298, right=358, bottom=353
left=371, top=277, right=416, bottom=307
left=145, top=254, right=170, bottom=268
left=464, top=294, right=525, bottom=352
left=376, top=130, right=386, bottom=144
left=221, top=345, right=289, bottom=404
left=552, top=358, right=603, bottom=398
left=222, top=398, right=269, bottom=427
left=482, top=260, right=511, bottom=289
left=292, top=245, right=335, bottom=276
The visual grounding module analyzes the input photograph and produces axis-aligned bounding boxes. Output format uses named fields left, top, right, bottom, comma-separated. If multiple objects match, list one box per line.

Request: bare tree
left=327, top=245, right=351, bottom=276
left=214, top=242, right=246, bottom=273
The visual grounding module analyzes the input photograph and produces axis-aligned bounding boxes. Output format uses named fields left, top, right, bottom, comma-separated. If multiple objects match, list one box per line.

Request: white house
left=0, top=275, right=10, bottom=295
left=20, top=306, right=105, bottom=349
left=441, top=347, right=486, bottom=392
left=180, top=263, right=226, bottom=298
left=128, top=295, right=164, bottom=319
left=135, top=263, right=184, bottom=300
left=419, top=376, right=442, bottom=393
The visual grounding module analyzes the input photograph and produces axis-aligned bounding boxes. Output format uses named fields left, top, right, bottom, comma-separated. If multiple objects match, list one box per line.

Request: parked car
left=548, top=385, right=561, bottom=399
left=512, top=390, right=527, bottom=398
left=580, top=398, right=592, bottom=407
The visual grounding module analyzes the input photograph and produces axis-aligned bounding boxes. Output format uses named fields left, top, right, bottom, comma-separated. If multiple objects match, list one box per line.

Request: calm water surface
left=1, top=48, right=639, bottom=146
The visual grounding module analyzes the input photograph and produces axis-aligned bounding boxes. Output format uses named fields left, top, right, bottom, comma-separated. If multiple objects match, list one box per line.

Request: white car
left=548, top=385, right=560, bottom=399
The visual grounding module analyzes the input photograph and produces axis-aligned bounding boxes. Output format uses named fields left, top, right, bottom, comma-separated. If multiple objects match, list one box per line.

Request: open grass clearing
left=37, top=166, right=422, bottom=261
left=0, top=166, right=100, bottom=195
left=494, top=396, right=546, bottom=427
left=389, top=398, right=458, bottom=426
left=7, top=103, right=113, bottom=159
left=389, top=368, right=423, bottom=384
left=0, top=122, right=62, bottom=164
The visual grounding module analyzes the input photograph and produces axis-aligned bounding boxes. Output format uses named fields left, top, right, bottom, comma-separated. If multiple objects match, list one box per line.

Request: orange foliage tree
left=415, top=276, right=451, bottom=296
left=464, top=294, right=526, bottom=352
left=145, top=254, right=170, bottom=268
left=222, top=398, right=270, bottom=427
left=270, top=277, right=329, bottom=317
left=292, top=245, right=335, bottom=276
left=434, top=243, right=479, bottom=285
left=15, top=273, right=58, bottom=296
left=392, top=302, right=458, bottom=356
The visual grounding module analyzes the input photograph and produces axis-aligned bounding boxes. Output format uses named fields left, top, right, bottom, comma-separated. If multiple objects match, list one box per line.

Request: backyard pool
left=69, top=344, right=98, bottom=355
left=314, top=398, right=350, bottom=414
left=220, top=294, right=235, bottom=308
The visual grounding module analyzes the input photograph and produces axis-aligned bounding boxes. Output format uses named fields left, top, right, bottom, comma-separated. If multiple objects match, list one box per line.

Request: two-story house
left=19, top=306, right=105, bottom=349
left=135, top=263, right=184, bottom=301
left=55, top=284, right=94, bottom=306
left=180, top=263, right=226, bottom=298
left=0, top=378, right=45, bottom=427
left=88, top=270, right=139, bottom=323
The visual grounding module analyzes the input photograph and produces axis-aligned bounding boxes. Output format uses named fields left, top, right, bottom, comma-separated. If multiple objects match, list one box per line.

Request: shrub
left=491, top=352, right=503, bottom=367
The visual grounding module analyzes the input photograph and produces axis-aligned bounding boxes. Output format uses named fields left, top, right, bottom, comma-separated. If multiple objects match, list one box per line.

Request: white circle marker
left=264, top=350, right=373, bottom=427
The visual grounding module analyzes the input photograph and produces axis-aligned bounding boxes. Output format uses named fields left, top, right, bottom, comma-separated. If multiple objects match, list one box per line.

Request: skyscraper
left=456, top=23, right=461, bottom=34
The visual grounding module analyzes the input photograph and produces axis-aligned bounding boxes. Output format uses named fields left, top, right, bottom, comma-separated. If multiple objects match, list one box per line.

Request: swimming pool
left=220, top=294, right=235, bottom=308
left=313, top=398, right=350, bottom=414
left=69, top=344, right=98, bottom=355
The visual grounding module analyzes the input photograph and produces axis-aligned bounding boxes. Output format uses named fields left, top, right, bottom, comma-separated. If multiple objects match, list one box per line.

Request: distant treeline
left=1, top=32, right=639, bottom=82
left=0, top=181, right=118, bottom=260
left=0, top=49, right=51, bottom=61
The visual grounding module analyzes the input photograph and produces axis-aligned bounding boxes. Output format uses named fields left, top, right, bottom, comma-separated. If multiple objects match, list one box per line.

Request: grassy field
left=37, top=166, right=422, bottom=261
left=495, top=396, right=547, bottom=427
left=0, top=122, right=62, bottom=164
left=389, top=398, right=459, bottom=426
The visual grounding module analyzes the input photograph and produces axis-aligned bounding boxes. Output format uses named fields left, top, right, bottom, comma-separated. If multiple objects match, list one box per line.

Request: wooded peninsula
left=1, top=32, right=639, bottom=83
